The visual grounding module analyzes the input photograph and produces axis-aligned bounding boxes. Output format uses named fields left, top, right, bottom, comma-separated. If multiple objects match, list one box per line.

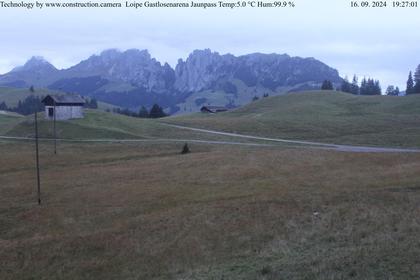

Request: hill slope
left=0, top=112, right=23, bottom=135
left=167, top=91, right=420, bottom=147
left=2, top=109, right=264, bottom=144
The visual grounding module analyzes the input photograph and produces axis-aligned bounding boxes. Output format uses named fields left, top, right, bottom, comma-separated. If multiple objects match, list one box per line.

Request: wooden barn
left=200, top=106, right=228, bottom=113
left=41, top=95, right=86, bottom=120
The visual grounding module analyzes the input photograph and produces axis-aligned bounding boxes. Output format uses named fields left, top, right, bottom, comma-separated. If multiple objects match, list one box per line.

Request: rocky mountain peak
left=98, top=49, right=120, bottom=61
left=12, top=56, right=57, bottom=73
left=97, top=49, right=153, bottom=63
left=0, top=48, right=343, bottom=113
left=174, top=49, right=341, bottom=93
left=175, top=49, right=236, bottom=92
left=62, top=48, right=173, bottom=93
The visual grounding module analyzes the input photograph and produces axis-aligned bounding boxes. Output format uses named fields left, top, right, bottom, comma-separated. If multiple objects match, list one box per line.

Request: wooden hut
left=41, top=95, right=85, bottom=120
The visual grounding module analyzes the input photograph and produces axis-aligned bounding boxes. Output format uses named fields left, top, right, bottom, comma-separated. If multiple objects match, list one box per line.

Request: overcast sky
left=1, top=0, right=420, bottom=88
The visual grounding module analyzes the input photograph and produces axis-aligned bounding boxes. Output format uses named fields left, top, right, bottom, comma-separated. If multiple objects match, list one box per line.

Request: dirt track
left=161, top=123, right=420, bottom=153
left=2, top=124, right=420, bottom=153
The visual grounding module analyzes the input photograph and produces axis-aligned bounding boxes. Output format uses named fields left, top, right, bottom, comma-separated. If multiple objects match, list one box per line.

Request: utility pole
left=35, top=112, right=41, bottom=205
left=53, top=100, right=57, bottom=155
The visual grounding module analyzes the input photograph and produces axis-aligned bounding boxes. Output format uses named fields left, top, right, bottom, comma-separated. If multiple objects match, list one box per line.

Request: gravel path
left=0, top=135, right=275, bottom=147
left=161, top=123, right=420, bottom=153
left=2, top=124, right=420, bottom=153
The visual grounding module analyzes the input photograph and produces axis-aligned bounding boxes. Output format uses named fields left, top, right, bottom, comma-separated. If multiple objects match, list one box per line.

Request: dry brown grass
left=1, top=141, right=420, bottom=279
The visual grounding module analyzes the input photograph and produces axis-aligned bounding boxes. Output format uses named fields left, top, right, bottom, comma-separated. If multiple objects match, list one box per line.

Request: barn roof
left=200, top=106, right=228, bottom=113
left=42, top=95, right=85, bottom=106
left=203, top=106, right=227, bottom=110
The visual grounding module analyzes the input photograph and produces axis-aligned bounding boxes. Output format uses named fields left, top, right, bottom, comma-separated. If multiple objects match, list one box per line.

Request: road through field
left=161, top=123, right=420, bottom=153
left=0, top=135, right=275, bottom=147
left=2, top=124, right=420, bottom=153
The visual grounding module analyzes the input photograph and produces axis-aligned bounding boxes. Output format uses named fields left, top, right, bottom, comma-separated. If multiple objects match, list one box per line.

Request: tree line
left=0, top=87, right=99, bottom=115
left=0, top=95, right=99, bottom=115
left=0, top=95, right=44, bottom=115
left=322, top=63, right=420, bottom=96
left=322, top=76, right=382, bottom=95
left=110, top=104, right=167, bottom=119
left=0, top=85, right=168, bottom=118
left=405, top=64, right=420, bottom=94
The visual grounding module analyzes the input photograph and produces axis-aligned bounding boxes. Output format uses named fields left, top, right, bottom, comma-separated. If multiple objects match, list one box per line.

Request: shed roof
left=203, top=106, right=228, bottom=110
left=42, top=95, right=85, bottom=106
left=200, top=106, right=228, bottom=113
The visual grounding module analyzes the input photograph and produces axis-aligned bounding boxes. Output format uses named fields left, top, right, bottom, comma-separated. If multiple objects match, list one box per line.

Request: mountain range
left=0, top=49, right=342, bottom=114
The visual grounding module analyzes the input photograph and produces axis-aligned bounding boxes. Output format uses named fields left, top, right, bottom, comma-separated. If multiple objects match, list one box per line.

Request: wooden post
left=53, top=100, right=57, bottom=155
left=35, top=112, right=41, bottom=205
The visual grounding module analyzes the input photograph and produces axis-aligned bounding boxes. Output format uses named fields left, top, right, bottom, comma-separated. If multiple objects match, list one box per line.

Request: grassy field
left=167, top=91, right=420, bottom=148
left=1, top=110, right=275, bottom=145
left=1, top=141, right=420, bottom=279
left=2, top=91, right=420, bottom=279
left=0, top=113, right=23, bottom=135
left=0, top=87, right=118, bottom=111
left=5, top=90, right=420, bottom=148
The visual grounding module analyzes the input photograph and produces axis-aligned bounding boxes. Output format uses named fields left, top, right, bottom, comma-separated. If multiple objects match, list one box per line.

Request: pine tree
left=341, top=77, right=351, bottom=93
left=149, top=104, right=166, bottom=118
left=17, top=100, right=22, bottom=112
left=90, top=98, right=98, bottom=109
left=360, top=78, right=367, bottom=95
left=350, top=75, right=359, bottom=95
left=0, top=101, right=8, bottom=111
left=138, top=106, right=149, bottom=118
left=386, top=85, right=395, bottom=96
left=414, top=65, right=420, bottom=93
left=386, top=85, right=400, bottom=96
left=12, top=95, right=43, bottom=115
left=406, top=71, right=415, bottom=94
left=360, top=78, right=381, bottom=95
left=385, top=85, right=400, bottom=96
left=85, top=98, right=98, bottom=109
left=321, top=80, right=333, bottom=90
left=374, top=80, right=382, bottom=95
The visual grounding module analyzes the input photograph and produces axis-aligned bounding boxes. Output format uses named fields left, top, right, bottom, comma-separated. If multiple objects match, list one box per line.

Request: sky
left=0, top=0, right=420, bottom=89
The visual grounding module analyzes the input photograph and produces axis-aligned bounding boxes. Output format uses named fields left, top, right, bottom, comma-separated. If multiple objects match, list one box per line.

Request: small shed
left=200, top=106, right=228, bottom=113
left=41, top=95, right=85, bottom=120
